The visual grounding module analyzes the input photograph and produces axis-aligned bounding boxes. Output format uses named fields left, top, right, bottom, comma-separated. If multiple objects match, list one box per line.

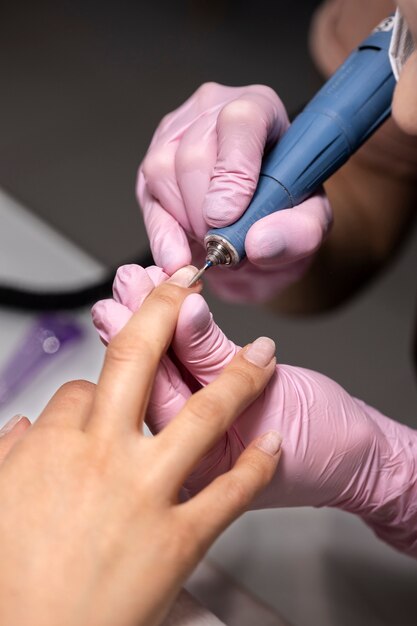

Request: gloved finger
left=112, top=264, right=155, bottom=311
left=91, top=299, right=133, bottom=345
left=145, top=265, right=169, bottom=286
left=146, top=355, right=191, bottom=435
left=93, top=265, right=171, bottom=343
left=203, top=87, right=288, bottom=228
left=137, top=171, right=192, bottom=274
left=112, top=265, right=176, bottom=315
left=176, top=114, right=218, bottom=241
left=0, top=415, right=31, bottom=464
left=245, top=191, right=332, bottom=266
left=140, top=142, right=186, bottom=225
left=153, top=82, right=242, bottom=143
left=172, top=293, right=239, bottom=385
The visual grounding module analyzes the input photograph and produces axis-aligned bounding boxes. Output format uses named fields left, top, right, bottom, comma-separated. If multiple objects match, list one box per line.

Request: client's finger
left=90, top=267, right=201, bottom=436
left=0, top=415, right=31, bottom=463
left=155, top=337, right=276, bottom=484
left=36, top=380, right=95, bottom=430
left=183, top=431, right=282, bottom=547
left=93, top=308, right=193, bottom=435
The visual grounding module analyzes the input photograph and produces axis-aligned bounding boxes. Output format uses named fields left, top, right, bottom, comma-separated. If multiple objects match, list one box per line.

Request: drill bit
left=188, top=260, right=213, bottom=287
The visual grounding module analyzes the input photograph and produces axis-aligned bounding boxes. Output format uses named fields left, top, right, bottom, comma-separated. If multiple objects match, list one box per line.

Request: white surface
left=187, top=560, right=288, bottom=625
left=209, top=507, right=417, bottom=626
left=0, top=189, right=105, bottom=425
left=0, top=188, right=104, bottom=287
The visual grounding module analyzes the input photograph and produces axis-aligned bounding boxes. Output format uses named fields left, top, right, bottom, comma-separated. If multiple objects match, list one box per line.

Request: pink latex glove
left=92, top=265, right=417, bottom=558
left=138, top=82, right=332, bottom=303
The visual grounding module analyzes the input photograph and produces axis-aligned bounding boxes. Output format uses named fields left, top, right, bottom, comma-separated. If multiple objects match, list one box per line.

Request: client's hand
left=0, top=267, right=281, bottom=626
left=93, top=264, right=417, bottom=559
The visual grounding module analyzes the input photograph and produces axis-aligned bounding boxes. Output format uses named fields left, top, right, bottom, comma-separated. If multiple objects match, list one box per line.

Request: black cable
left=0, top=250, right=154, bottom=312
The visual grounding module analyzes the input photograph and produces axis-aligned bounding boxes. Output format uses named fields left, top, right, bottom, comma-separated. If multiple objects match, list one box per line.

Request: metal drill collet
left=203, top=234, right=241, bottom=266
left=187, top=235, right=241, bottom=287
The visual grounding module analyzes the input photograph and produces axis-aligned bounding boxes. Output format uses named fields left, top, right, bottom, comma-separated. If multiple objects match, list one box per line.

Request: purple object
left=0, top=315, right=83, bottom=407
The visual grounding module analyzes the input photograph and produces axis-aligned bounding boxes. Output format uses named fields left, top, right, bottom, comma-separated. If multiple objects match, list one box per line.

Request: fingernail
left=244, top=337, right=276, bottom=367
left=0, top=414, right=24, bottom=437
left=256, top=431, right=282, bottom=456
left=167, top=266, right=198, bottom=287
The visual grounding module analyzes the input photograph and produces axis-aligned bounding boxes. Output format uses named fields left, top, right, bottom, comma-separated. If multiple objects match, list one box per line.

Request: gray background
left=0, top=0, right=319, bottom=265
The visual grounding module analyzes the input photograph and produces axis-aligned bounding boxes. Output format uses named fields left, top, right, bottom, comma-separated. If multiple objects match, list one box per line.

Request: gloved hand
left=92, top=265, right=417, bottom=558
left=138, top=83, right=332, bottom=303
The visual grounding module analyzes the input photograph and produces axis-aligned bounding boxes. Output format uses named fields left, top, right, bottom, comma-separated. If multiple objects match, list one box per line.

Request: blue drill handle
left=207, top=17, right=397, bottom=262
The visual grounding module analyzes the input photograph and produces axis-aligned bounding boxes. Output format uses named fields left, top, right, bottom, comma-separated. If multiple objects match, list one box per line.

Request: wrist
left=367, top=480, right=417, bottom=559
left=365, top=425, right=417, bottom=558
left=344, top=407, right=417, bottom=558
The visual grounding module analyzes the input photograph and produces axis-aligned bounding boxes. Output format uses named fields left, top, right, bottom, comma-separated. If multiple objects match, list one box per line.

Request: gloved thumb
left=203, top=90, right=288, bottom=228
left=172, top=293, right=239, bottom=385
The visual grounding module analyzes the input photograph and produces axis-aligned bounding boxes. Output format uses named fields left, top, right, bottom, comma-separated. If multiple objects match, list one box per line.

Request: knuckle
left=251, top=83, right=281, bottom=104
left=142, top=148, right=172, bottom=182
left=151, top=285, right=181, bottom=310
left=223, top=474, right=251, bottom=508
left=248, top=85, right=286, bottom=119
left=176, top=141, right=208, bottom=172
left=58, top=379, right=95, bottom=402
left=219, top=98, right=259, bottom=125
left=227, top=366, right=259, bottom=397
left=105, top=337, right=140, bottom=365
left=185, top=393, right=224, bottom=428
left=195, top=81, right=221, bottom=101
left=158, top=110, right=174, bottom=131
left=302, top=215, right=325, bottom=254
left=113, top=264, right=130, bottom=284
left=321, top=195, right=334, bottom=234
left=246, top=453, right=274, bottom=485
left=112, top=265, right=131, bottom=294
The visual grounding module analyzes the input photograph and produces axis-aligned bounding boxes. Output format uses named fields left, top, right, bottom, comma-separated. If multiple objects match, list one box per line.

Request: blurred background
left=0, top=0, right=320, bottom=265
left=0, top=1, right=417, bottom=624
